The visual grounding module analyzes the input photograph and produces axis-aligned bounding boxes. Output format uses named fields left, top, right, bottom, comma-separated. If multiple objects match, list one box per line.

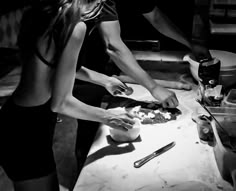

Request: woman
left=0, top=0, right=135, bottom=190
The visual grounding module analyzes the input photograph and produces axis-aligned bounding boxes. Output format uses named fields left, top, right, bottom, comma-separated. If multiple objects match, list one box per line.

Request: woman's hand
left=105, top=76, right=133, bottom=96
left=104, top=107, right=135, bottom=131
left=151, top=85, right=179, bottom=108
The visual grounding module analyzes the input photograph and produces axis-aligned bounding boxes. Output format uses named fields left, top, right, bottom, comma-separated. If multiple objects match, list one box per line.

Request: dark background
left=0, top=0, right=195, bottom=50
left=117, top=0, right=195, bottom=51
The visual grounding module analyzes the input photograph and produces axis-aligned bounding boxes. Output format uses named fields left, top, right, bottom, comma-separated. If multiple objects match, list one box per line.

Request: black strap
left=34, top=48, right=55, bottom=68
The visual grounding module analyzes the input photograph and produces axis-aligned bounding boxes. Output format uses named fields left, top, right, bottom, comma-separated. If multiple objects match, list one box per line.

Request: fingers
left=113, top=85, right=133, bottom=96
left=125, top=86, right=133, bottom=95
left=110, top=75, right=134, bottom=96
left=162, top=95, right=179, bottom=108
left=109, top=119, right=134, bottom=131
left=108, top=112, right=135, bottom=131
left=181, top=83, right=192, bottom=90
left=118, top=84, right=133, bottom=95
left=113, top=89, right=123, bottom=95
left=113, top=85, right=127, bottom=95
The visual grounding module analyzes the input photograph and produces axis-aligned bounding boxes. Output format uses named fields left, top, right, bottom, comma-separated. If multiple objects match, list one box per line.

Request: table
left=73, top=84, right=234, bottom=191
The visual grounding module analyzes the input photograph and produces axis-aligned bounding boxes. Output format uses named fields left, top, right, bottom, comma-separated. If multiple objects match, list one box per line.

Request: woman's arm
left=51, top=21, right=107, bottom=122
left=50, top=22, right=134, bottom=130
left=76, top=66, right=111, bottom=87
left=76, top=66, right=132, bottom=95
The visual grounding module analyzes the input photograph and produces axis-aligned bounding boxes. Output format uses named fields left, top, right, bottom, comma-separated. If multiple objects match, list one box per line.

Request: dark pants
left=73, top=80, right=108, bottom=173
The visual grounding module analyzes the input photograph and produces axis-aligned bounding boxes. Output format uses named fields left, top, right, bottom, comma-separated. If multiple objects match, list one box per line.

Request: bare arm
left=50, top=22, right=134, bottom=130
left=76, top=66, right=112, bottom=87
left=143, top=6, right=192, bottom=49
left=76, top=66, right=133, bottom=95
left=51, top=22, right=106, bottom=121
left=98, top=21, right=157, bottom=92
left=143, top=6, right=212, bottom=61
left=98, top=20, right=178, bottom=108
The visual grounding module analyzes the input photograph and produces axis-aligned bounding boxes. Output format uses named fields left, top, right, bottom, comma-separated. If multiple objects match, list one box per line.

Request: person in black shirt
left=74, top=0, right=181, bottom=175
left=115, top=0, right=212, bottom=61
left=74, top=1, right=213, bottom=174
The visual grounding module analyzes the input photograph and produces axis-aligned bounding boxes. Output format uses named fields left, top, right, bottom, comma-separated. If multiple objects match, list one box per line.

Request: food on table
left=106, top=96, right=181, bottom=125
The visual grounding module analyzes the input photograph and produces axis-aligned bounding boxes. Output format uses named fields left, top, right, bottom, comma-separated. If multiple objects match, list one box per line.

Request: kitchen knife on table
left=134, top=141, right=176, bottom=168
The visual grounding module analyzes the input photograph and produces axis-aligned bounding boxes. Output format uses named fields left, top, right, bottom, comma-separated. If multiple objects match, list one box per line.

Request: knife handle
left=134, top=153, right=157, bottom=168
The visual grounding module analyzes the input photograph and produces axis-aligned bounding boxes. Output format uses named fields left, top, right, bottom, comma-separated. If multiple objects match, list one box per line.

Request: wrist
left=96, top=75, right=111, bottom=88
left=98, top=109, right=111, bottom=124
left=149, top=83, right=162, bottom=94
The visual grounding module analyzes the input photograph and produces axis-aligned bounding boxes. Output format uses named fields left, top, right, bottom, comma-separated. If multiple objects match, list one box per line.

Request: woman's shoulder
left=71, top=21, right=87, bottom=40
left=72, top=21, right=87, bottom=38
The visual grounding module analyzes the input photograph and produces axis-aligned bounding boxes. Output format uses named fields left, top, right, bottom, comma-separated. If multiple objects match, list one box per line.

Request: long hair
left=18, top=0, right=81, bottom=64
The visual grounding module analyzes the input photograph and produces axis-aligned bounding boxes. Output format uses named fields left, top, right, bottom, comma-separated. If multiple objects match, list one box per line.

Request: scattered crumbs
left=196, top=141, right=199, bottom=144
left=122, top=174, right=128, bottom=179
left=169, top=184, right=177, bottom=188
left=164, top=180, right=168, bottom=186
left=177, top=126, right=181, bottom=129
left=112, top=165, right=118, bottom=170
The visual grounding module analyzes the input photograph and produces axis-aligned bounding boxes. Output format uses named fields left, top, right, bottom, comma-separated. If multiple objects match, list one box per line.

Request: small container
left=222, top=89, right=236, bottom=108
left=192, top=114, right=214, bottom=143
left=196, top=115, right=214, bottom=143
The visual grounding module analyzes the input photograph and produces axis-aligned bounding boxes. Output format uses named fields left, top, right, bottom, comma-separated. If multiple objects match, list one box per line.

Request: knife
left=134, top=141, right=176, bottom=168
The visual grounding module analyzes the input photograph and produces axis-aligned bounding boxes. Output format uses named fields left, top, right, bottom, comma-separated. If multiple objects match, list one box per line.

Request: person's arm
left=50, top=22, right=134, bottom=131
left=143, top=6, right=192, bottom=49
left=98, top=20, right=178, bottom=108
left=76, top=66, right=108, bottom=86
left=143, top=6, right=212, bottom=61
left=76, top=66, right=133, bottom=95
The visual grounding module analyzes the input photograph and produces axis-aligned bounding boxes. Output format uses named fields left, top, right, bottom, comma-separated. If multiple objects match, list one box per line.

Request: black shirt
left=114, top=0, right=156, bottom=15
left=114, top=0, right=157, bottom=40
left=114, top=0, right=194, bottom=48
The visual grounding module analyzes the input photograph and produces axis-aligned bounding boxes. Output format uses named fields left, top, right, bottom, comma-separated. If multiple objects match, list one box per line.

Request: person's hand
left=150, top=85, right=179, bottom=108
left=191, top=43, right=212, bottom=62
left=104, top=107, right=136, bottom=131
left=105, top=76, right=133, bottom=96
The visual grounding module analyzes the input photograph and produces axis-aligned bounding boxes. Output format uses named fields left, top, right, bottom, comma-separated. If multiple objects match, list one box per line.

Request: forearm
left=106, top=41, right=157, bottom=92
left=53, top=93, right=109, bottom=123
left=143, top=7, right=191, bottom=49
left=76, top=66, right=110, bottom=87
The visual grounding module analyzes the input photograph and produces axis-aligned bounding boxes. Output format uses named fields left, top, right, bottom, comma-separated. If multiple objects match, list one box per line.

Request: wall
left=0, top=8, right=24, bottom=48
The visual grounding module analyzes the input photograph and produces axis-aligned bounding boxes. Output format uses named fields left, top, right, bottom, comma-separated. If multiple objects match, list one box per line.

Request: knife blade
left=134, top=141, right=176, bottom=168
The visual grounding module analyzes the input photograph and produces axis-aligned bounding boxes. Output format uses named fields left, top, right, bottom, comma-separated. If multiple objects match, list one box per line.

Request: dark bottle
left=198, top=58, right=221, bottom=87
left=198, top=58, right=222, bottom=106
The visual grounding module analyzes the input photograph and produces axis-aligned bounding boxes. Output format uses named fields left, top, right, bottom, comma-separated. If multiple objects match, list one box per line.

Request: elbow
left=51, top=100, right=63, bottom=113
left=105, top=38, right=125, bottom=57
left=50, top=96, right=67, bottom=114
